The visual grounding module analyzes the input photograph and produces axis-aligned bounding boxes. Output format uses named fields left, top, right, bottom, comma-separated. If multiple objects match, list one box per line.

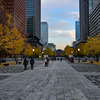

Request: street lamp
left=32, top=49, right=34, bottom=57
left=42, top=52, right=43, bottom=59
left=71, top=52, right=73, bottom=54
left=78, top=48, right=80, bottom=62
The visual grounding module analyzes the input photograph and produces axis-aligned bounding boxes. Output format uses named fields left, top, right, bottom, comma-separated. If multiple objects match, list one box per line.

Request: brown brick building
left=0, top=0, right=6, bottom=25
left=56, top=49, right=63, bottom=57
left=0, top=0, right=26, bottom=37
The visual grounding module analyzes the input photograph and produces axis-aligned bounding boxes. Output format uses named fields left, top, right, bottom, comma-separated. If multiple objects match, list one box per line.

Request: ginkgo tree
left=35, top=46, right=42, bottom=57
left=24, top=43, right=33, bottom=57
left=43, top=46, right=55, bottom=57
left=63, top=45, right=74, bottom=56
left=0, top=14, right=25, bottom=59
left=83, top=33, right=100, bottom=62
left=73, top=43, right=84, bottom=57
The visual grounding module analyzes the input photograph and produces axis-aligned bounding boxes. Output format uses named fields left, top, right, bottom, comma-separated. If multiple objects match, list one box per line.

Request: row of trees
left=24, top=46, right=56, bottom=57
left=0, top=14, right=25, bottom=58
left=63, top=34, right=100, bottom=62
left=83, top=34, right=100, bottom=61
left=63, top=45, right=74, bottom=56
left=0, top=13, right=56, bottom=59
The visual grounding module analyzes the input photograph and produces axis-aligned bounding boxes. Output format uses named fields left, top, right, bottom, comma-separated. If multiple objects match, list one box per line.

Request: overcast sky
left=41, top=0, right=79, bottom=50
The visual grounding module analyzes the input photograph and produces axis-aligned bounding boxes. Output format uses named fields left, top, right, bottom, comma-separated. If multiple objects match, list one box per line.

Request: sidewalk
left=0, top=61, right=100, bottom=100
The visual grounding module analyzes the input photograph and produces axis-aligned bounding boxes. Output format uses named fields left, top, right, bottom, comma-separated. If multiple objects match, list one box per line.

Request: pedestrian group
left=23, top=57, right=35, bottom=70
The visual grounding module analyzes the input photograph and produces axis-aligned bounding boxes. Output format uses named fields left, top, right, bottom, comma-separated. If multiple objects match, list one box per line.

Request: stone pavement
left=0, top=61, right=100, bottom=100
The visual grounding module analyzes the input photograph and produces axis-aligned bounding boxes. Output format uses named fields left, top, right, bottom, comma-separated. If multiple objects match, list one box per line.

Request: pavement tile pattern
left=68, top=61, right=100, bottom=89
left=0, top=61, right=44, bottom=73
left=0, top=60, right=100, bottom=100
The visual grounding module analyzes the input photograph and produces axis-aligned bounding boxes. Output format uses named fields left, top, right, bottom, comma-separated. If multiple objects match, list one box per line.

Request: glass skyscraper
left=89, top=0, right=100, bottom=14
left=75, top=21, right=80, bottom=43
left=1, top=0, right=26, bottom=37
left=89, top=1, right=100, bottom=37
left=79, top=0, right=99, bottom=43
left=26, top=0, right=41, bottom=47
left=40, top=22, right=48, bottom=50
left=40, top=22, right=48, bottom=45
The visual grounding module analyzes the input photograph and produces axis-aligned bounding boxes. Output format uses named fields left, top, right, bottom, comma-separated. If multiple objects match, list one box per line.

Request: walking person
left=45, top=57, right=47, bottom=67
left=60, top=57, right=62, bottom=62
left=15, top=58, right=18, bottom=64
left=23, top=58, right=28, bottom=70
left=30, top=57, right=35, bottom=70
left=47, top=57, right=49, bottom=67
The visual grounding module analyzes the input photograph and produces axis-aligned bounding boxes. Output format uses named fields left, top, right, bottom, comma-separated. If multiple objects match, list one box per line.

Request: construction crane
left=74, top=14, right=80, bottom=20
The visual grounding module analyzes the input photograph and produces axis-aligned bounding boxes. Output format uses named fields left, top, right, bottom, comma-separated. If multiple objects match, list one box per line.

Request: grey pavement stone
left=0, top=61, right=100, bottom=100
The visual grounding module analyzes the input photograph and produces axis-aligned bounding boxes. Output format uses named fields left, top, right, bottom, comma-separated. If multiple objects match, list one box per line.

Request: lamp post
left=71, top=52, right=73, bottom=54
left=32, top=49, right=34, bottom=57
left=78, top=48, right=80, bottom=62
left=66, top=53, right=67, bottom=60
left=42, top=52, right=43, bottom=60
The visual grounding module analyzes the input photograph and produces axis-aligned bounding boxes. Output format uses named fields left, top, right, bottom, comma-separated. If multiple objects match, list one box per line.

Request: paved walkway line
left=0, top=61, right=100, bottom=100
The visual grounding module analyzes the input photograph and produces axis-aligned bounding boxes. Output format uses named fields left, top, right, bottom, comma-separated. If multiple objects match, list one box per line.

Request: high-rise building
left=40, top=22, right=48, bottom=44
left=4, top=0, right=26, bottom=37
left=79, top=0, right=89, bottom=43
left=79, top=0, right=100, bottom=43
left=89, top=1, right=100, bottom=37
left=26, top=0, right=42, bottom=47
left=48, top=43, right=56, bottom=52
left=75, top=21, right=80, bottom=43
left=89, top=0, right=100, bottom=13
left=40, top=22, right=48, bottom=50
left=0, top=0, right=6, bottom=25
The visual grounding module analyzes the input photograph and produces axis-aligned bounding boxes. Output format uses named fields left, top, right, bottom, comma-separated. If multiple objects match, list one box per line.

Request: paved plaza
left=0, top=60, right=100, bottom=100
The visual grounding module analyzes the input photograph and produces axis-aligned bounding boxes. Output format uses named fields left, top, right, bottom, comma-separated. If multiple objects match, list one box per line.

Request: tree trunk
left=96, top=55, right=99, bottom=62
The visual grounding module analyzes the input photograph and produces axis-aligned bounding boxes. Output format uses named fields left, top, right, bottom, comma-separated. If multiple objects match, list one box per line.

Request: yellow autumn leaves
left=0, top=14, right=56, bottom=58
left=0, top=14, right=25, bottom=57
left=63, top=45, right=74, bottom=56
left=83, top=34, right=100, bottom=56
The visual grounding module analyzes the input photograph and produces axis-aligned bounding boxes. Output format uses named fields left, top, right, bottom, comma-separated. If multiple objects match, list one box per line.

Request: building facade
left=79, top=0, right=89, bottom=43
left=89, top=0, right=100, bottom=13
left=26, top=0, right=42, bottom=47
left=4, top=0, right=26, bottom=37
left=40, top=22, right=48, bottom=45
left=56, top=49, right=63, bottom=57
left=48, top=43, right=56, bottom=52
left=89, top=1, right=100, bottom=37
left=79, top=0, right=100, bottom=42
left=75, top=21, right=80, bottom=44
left=0, top=0, right=6, bottom=25
left=40, top=22, right=48, bottom=50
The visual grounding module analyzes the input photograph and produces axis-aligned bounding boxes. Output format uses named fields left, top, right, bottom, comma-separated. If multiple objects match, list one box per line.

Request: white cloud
left=41, top=0, right=78, bottom=49
left=49, top=20, right=70, bottom=30
left=49, top=30, right=75, bottom=38
left=41, top=0, right=79, bottom=10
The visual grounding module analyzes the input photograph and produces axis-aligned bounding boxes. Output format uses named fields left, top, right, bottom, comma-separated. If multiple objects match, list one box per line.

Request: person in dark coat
left=30, top=57, right=35, bottom=70
left=46, top=57, right=49, bottom=66
left=23, top=58, right=28, bottom=70
left=60, top=57, right=62, bottom=62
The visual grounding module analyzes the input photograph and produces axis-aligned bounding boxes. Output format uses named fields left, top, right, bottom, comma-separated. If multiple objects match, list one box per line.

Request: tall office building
left=89, top=0, right=100, bottom=13
left=26, top=0, right=42, bottom=47
left=4, top=0, right=26, bottom=37
left=48, top=43, right=56, bottom=52
left=79, top=0, right=100, bottom=43
left=75, top=21, right=80, bottom=43
left=0, top=0, right=6, bottom=25
left=40, top=22, right=48, bottom=44
left=79, top=0, right=89, bottom=43
left=40, top=22, right=48, bottom=50
left=89, top=1, right=100, bottom=37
